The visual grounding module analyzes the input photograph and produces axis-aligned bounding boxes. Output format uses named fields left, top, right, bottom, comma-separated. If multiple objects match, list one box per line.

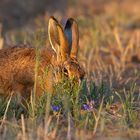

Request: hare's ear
left=48, top=16, right=69, bottom=62
left=48, top=17, right=60, bottom=54
left=64, top=18, right=79, bottom=59
left=57, top=25, right=69, bottom=62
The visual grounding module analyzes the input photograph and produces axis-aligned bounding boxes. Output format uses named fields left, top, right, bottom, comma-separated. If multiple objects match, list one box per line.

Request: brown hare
left=0, top=16, right=85, bottom=101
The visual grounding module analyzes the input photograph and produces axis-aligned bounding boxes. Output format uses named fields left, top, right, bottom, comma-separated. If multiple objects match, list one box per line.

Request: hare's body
left=0, top=46, right=55, bottom=97
left=0, top=17, right=85, bottom=100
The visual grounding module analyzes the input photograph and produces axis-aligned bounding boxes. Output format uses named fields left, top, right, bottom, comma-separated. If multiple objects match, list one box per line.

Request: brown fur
left=0, top=17, right=85, bottom=101
left=0, top=46, right=54, bottom=96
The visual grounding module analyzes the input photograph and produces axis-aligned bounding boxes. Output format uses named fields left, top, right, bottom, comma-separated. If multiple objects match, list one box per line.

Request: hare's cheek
left=67, top=71, right=76, bottom=80
left=56, top=74, right=62, bottom=82
left=68, top=74, right=73, bottom=79
left=54, top=72, right=62, bottom=83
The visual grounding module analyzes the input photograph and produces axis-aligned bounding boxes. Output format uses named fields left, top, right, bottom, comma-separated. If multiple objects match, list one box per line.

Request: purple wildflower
left=51, top=105, right=61, bottom=111
left=83, top=104, right=90, bottom=110
left=82, top=99, right=95, bottom=110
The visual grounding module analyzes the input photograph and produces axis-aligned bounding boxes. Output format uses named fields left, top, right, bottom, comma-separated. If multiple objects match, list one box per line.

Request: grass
left=0, top=81, right=139, bottom=139
left=0, top=0, right=140, bottom=139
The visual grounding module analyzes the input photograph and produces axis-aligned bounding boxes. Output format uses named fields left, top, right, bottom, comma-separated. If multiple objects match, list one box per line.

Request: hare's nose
left=78, top=76, right=84, bottom=85
left=80, top=76, right=84, bottom=81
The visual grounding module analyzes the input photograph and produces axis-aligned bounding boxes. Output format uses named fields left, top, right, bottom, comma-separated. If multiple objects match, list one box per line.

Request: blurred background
left=0, top=0, right=139, bottom=32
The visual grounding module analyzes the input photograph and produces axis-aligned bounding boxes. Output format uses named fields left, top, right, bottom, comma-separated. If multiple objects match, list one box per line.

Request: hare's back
left=0, top=46, right=54, bottom=95
left=0, top=45, right=54, bottom=66
left=0, top=46, right=36, bottom=95
left=0, top=46, right=36, bottom=68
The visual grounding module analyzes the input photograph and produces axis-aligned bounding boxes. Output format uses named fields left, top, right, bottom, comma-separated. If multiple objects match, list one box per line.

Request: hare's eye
left=64, top=68, right=68, bottom=73
left=63, top=68, right=68, bottom=76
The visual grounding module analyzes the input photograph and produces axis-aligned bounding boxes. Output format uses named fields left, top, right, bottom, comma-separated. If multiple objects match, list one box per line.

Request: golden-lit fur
left=0, top=17, right=85, bottom=100
left=0, top=23, right=4, bottom=49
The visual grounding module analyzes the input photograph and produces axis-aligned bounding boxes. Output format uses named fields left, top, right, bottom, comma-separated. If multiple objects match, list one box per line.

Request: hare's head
left=48, top=17, right=85, bottom=84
